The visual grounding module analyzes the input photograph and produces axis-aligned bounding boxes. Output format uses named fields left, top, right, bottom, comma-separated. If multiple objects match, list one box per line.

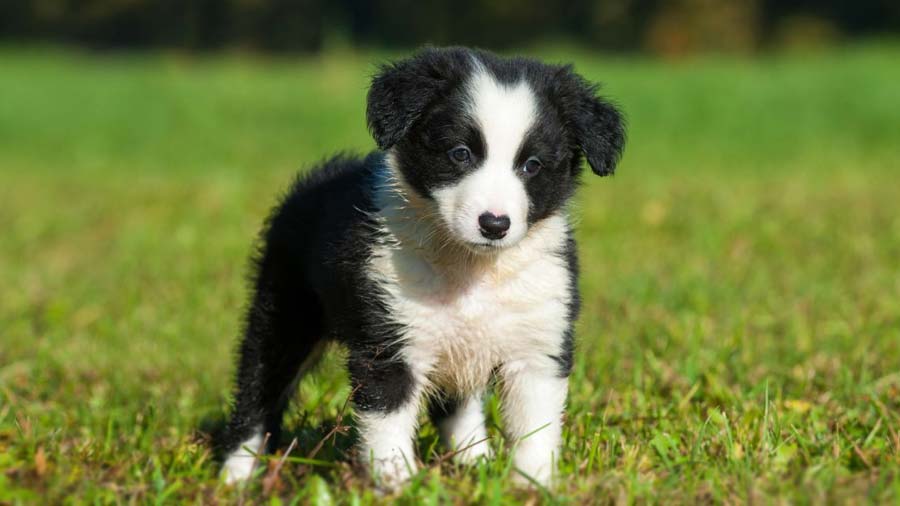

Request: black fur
left=367, top=48, right=473, bottom=150
left=550, top=233, right=581, bottom=377
left=549, top=65, right=626, bottom=176
left=220, top=153, right=417, bottom=454
left=220, top=47, right=625, bottom=465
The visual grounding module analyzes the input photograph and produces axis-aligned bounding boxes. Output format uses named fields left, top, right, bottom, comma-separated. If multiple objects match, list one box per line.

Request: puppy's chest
left=371, top=248, right=571, bottom=392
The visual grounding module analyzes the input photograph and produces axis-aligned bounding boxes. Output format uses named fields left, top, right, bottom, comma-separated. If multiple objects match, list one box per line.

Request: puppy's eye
left=522, top=157, right=542, bottom=177
left=448, top=146, right=472, bottom=164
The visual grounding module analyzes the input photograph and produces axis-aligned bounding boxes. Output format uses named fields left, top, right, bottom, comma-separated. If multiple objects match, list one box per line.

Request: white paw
left=221, top=453, right=258, bottom=485
left=511, top=440, right=555, bottom=487
left=356, top=402, right=422, bottom=492
left=221, top=432, right=264, bottom=485
left=369, top=455, right=417, bottom=491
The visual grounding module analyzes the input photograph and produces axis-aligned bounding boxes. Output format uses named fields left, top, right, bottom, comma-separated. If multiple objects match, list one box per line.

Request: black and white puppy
left=220, top=47, right=625, bottom=488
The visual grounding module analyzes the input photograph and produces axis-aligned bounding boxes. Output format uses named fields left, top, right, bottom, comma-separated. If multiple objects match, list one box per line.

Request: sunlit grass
left=1, top=43, right=899, bottom=504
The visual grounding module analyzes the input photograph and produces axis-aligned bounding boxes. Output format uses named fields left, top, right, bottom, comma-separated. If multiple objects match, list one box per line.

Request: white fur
left=433, top=67, right=537, bottom=248
left=437, top=393, right=492, bottom=464
left=363, top=155, right=572, bottom=487
left=500, top=361, right=568, bottom=485
left=371, top=166, right=571, bottom=394
left=221, top=430, right=264, bottom=485
left=356, top=396, right=422, bottom=490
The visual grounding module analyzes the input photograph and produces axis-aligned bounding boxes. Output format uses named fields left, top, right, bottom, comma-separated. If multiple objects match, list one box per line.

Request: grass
left=1, top=42, right=899, bottom=504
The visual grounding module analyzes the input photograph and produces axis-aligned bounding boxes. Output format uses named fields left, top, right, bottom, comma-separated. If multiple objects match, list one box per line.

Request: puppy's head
left=368, top=47, right=625, bottom=251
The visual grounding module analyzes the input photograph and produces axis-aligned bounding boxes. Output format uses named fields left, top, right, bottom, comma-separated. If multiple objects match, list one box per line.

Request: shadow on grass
left=198, top=406, right=458, bottom=489
left=198, top=411, right=356, bottom=463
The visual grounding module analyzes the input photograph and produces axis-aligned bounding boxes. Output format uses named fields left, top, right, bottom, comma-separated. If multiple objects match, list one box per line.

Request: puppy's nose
left=478, top=212, right=510, bottom=240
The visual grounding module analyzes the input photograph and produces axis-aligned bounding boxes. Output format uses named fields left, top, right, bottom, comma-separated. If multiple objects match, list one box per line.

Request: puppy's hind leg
left=220, top=272, right=325, bottom=484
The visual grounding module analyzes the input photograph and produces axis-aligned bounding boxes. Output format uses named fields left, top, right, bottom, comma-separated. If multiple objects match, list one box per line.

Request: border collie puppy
left=220, top=46, right=625, bottom=489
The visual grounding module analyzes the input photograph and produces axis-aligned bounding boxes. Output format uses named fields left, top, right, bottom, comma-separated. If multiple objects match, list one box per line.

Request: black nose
left=478, top=212, right=510, bottom=240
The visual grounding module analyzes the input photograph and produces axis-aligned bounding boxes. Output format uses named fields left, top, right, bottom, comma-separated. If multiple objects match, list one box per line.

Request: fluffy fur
left=219, top=46, right=625, bottom=489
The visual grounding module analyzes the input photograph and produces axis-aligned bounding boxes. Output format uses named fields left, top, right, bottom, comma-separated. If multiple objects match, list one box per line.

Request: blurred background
left=2, top=0, right=900, bottom=54
left=2, top=1, right=899, bottom=503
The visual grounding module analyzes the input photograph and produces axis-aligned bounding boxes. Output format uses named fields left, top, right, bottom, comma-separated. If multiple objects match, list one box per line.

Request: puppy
left=220, top=46, right=625, bottom=489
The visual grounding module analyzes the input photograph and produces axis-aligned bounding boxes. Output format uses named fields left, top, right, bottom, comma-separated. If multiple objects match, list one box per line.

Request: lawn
left=1, top=43, right=899, bottom=504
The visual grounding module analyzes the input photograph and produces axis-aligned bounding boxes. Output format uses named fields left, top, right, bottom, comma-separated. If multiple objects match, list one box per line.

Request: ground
left=1, top=43, right=899, bottom=504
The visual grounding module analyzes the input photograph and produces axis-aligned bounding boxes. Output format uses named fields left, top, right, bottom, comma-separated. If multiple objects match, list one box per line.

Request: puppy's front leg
left=356, top=402, right=421, bottom=489
left=431, top=392, right=492, bottom=464
left=350, top=350, right=423, bottom=490
left=500, top=360, right=568, bottom=487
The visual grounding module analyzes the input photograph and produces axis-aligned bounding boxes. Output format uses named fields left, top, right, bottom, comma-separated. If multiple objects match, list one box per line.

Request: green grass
left=1, top=42, right=899, bottom=504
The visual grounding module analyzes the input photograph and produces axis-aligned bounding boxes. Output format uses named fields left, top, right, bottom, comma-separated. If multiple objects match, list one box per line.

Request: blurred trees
left=0, top=0, right=323, bottom=51
left=1, top=0, right=898, bottom=53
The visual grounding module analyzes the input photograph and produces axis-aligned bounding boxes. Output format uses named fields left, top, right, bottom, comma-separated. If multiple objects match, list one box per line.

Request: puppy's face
left=368, top=48, right=625, bottom=251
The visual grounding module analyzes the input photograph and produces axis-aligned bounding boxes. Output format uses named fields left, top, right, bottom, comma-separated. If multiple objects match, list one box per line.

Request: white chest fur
left=368, top=213, right=572, bottom=395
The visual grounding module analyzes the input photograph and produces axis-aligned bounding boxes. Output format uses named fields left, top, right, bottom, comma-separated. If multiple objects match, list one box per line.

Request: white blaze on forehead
left=430, top=65, right=538, bottom=248
left=466, top=68, right=537, bottom=168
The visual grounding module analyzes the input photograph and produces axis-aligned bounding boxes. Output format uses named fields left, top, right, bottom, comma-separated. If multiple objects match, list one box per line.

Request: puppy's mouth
left=462, top=240, right=507, bottom=254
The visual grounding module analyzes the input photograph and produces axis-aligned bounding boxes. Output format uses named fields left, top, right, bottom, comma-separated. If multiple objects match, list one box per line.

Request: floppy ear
left=552, top=66, right=626, bottom=176
left=366, top=47, right=470, bottom=150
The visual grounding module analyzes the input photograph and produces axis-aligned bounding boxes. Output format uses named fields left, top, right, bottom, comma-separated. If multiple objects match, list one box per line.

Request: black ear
left=366, top=47, right=471, bottom=150
left=552, top=66, right=626, bottom=176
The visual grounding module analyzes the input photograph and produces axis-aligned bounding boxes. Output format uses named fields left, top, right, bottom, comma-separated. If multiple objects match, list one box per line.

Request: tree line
left=1, top=0, right=897, bottom=54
